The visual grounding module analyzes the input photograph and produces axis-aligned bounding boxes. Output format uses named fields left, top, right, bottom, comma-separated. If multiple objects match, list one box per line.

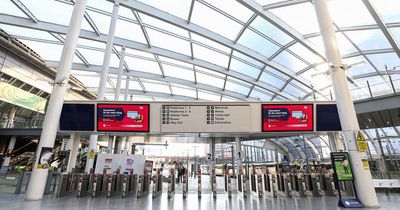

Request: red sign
left=262, top=104, right=313, bottom=132
left=97, top=104, right=150, bottom=132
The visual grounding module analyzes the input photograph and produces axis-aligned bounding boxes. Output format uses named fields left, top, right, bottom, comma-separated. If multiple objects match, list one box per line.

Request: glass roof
left=0, top=0, right=399, bottom=102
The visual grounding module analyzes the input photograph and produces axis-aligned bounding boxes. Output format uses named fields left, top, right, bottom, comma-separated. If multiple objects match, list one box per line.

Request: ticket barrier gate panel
left=57, top=173, right=80, bottom=197
left=289, top=173, right=308, bottom=197
left=197, top=172, right=201, bottom=198
left=237, top=174, right=248, bottom=198
left=211, top=173, right=217, bottom=199
left=92, top=174, right=107, bottom=198
left=311, top=173, right=323, bottom=196
left=182, top=175, right=189, bottom=199
left=262, top=174, right=277, bottom=198
left=106, top=174, right=123, bottom=198
left=224, top=175, right=232, bottom=198
left=137, top=174, right=151, bottom=198
left=277, top=174, right=291, bottom=197
left=168, top=170, right=175, bottom=199
left=152, top=174, right=163, bottom=198
left=122, top=174, right=138, bottom=198
left=250, top=174, right=262, bottom=198
left=77, top=174, right=91, bottom=197
left=320, top=173, right=336, bottom=196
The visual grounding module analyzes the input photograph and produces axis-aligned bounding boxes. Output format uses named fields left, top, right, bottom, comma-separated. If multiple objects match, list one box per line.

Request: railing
left=0, top=119, right=44, bottom=129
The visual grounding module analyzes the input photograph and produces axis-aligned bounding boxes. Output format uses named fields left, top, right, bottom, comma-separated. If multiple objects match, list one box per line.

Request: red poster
left=262, top=104, right=313, bottom=132
left=97, top=104, right=150, bottom=132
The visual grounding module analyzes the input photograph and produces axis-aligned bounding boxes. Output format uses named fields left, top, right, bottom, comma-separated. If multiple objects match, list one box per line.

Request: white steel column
left=123, top=137, right=129, bottom=154
left=6, top=106, right=17, bottom=128
left=67, top=134, right=80, bottom=173
left=25, top=0, right=88, bottom=201
left=114, top=46, right=126, bottom=101
left=85, top=1, right=119, bottom=172
left=1, top=136, right=17, bottom=168
left=235, top=137, right=242, bottom=175
left=312, top=0, right=379, bottom=207
left=107, top=136, right=113, bottom=153
left=124, top=77, right=130, bottom=101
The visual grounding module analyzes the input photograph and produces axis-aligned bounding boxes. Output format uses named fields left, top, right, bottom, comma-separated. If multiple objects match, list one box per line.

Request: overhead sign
left=316, top=104, right=342, bottom=131
left=60, top=103, right=95, bottom=131
left=262, top=104, right=313, bottom=132
left=331, top=152, right=353, bottom=181
left=161, top=105, right=250, bottom=132
left=97, top=104, right=150, bottom=132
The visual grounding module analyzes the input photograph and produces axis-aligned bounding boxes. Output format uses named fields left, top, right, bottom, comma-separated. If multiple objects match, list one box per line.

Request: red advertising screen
left=97, top=104, right=150, bottom=132
left=262, top=104, right=313, bottom=132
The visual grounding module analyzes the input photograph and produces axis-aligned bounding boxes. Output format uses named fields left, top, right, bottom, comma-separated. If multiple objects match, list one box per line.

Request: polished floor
left=0, top=193, right=399, bottom=210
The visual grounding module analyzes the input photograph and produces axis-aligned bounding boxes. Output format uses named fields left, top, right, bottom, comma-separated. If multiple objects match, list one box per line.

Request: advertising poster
left=38, top=147, right=53, bottom=169
left=97, top=104, right=150, bottom=132
left=145, top=160, right=154, bottom=174
left=262, top=104, right=313, bottom=132
left=331, top=152, right=354, bottom=181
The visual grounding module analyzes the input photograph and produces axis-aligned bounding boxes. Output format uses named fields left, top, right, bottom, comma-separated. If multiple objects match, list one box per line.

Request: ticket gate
left=224, top=175, right=232, bottom=198
left=237, top=174, right=248, bottom=198
left=320, top=173, right=336, bottom=196
left=137, top=174, right=151, bottom=198
left=56, top=173, right=79, bottom=197
left=277, top=173, right=291, bottom=197
left=197, top=171, right=201, bottom=198
left=250, top=174, right=262, bottom=198
left=91, top=174, right=107, bottom=197
left=289, top=173, right=309, bottom=197
left=77, top=173, right=91, bottom=197
left=305, top=173, right=322, bottom=196
left=211, top=170, right=217, bottom=199
left=182, top=174, right=189, bottom=199
left=121, top=174, right=138, bottom=198
left=168, top=169, right=176, bottom=199
left=152, top=173, right=163, bottom=198
left=106, top=174, right=123, bottom=198
left=262, top=174, right=277, bottom=198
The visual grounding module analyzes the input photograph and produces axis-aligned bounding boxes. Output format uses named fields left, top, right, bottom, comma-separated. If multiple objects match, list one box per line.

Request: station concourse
left=0, top=0, right=400, bottom=209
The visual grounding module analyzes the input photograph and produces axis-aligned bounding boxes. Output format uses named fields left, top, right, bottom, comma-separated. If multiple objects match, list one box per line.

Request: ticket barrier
left=168, top=169, right=175, bottom=199
left=91, top=174, right=107, bottom=197
left=276, top=173, right=291, bottom=197
left=137, top=174, right=151, bottom=198
left=121, top=174, right=138, bottom=198
left=306, top=173, right=323, bottom=196
left=211, top=171, right=217, bottom=199
left=106, top=174, right=123, bottom=198
left=56, top=173, right=79, bottom=197
left=319, top=173, right=336, bottom=196
left=182, top=174, right=189, bottom=199
left=262, top=174, right=277, bottom=198
left=152, top=173, right=163, bottom=198
left=197, top=171, right=201, bottom=198
left=237, top=174, right=248, bottom=198
left=250, top=174, right=263, bottom=198
left=224, top=175, right=232, bottom=198
left=77, top=173, right=92, bottom=197
left=289, top=173, right=309, bottom=197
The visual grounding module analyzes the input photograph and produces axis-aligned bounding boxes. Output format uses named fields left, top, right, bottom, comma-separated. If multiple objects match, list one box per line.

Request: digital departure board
left=97, top=104, right=149, bottom=132
left=262, top=104, right=313, bottom=132
left=59, top=103, right=95, bottom=131
left=316, top=104, right=342, bottom=131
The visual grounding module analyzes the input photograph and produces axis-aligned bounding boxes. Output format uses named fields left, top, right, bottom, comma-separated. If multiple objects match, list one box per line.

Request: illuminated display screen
left=97, top=104, right=150, bottom=132
left=262, top=104, right=313, bottom=132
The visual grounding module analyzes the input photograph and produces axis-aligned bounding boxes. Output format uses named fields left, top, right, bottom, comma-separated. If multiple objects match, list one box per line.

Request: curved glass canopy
left=1, top=0, right=399, bottom=102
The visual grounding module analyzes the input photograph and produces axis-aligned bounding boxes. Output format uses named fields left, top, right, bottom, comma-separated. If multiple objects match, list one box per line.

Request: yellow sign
left=88, top=150, right=95, bottom=159
left=357, top=131, right=366, bottom=141
left=357, top=141, right=368, bottom=152
left=362, top=158, right=370, bottom=170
